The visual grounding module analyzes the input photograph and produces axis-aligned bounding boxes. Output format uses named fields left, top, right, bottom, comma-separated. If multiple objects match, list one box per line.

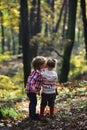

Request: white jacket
left=41, top=70, right=58, bottom=94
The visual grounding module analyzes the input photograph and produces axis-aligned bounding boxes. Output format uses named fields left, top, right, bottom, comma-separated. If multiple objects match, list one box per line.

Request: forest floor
left=0, top=86, right=87, bottom=130
left=0, top=60, right=87, bottom=130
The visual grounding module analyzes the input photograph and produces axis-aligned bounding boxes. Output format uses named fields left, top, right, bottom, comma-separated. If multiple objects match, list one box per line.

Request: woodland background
left=0, top=0, right=87, bottom=130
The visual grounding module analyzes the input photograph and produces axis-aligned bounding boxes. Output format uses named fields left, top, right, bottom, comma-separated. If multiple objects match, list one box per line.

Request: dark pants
left=27, top=93, right=37, bottom=118
left=41, top=93, right=56, bottom=107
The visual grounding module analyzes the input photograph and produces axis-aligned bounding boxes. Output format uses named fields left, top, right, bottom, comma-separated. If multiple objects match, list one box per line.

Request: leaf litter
left=0, top=80, right=87, bottom=130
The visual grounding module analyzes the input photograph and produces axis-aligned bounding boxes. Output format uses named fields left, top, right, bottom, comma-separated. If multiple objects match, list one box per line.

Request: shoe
left=30, top=114, right=41, bottom=121
left=50, top=115, right=55, bottom=120
left=41, top=116, right=51, bottom=122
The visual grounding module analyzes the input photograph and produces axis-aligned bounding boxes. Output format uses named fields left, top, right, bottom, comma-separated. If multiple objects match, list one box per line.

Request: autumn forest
left=0, top=0, right=87, bottom=130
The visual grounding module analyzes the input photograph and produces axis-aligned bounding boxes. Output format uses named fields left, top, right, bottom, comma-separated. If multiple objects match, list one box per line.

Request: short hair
left=47, top=59, right=56, bottom=68
left=32, top=56, right=46, bottom=69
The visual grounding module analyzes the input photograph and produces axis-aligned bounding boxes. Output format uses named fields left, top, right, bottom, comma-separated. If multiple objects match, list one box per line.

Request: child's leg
left=40, top=105, right=45, bottom=116
left=50, top=106, right=54, bottom=116
left=49, top=94, right=56, bottom=116
left=40, top=93, right=47, bottom=116
left=27, top=93, right=37, bottom=117
left=27, top=93, right=41, bottom=120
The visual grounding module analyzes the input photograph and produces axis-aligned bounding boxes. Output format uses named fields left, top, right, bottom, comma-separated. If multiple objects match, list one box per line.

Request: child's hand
left=56, top=89, right=58, bottom=95
left=56, top=91, right=58, bottom=95
left=25, top=89, right=29, bottom=94
left=37, top=92, right=40, bottom=95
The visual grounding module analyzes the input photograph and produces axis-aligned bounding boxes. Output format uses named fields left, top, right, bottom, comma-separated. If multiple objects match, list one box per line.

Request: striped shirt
left=41, top=70, right=58, bottom=94
left=26, top=69, right=42, bottom=93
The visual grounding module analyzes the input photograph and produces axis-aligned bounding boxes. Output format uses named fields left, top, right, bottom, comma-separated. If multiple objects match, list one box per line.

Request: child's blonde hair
left=32, top=56, right=46, bottom=70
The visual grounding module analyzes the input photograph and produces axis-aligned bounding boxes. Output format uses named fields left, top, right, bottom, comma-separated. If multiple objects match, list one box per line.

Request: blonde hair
left=32, top=56, right=46, bottom=70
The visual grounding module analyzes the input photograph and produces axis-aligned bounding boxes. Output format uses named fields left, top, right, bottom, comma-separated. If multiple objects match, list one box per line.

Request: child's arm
left=25, top=83, right=30, bottom=93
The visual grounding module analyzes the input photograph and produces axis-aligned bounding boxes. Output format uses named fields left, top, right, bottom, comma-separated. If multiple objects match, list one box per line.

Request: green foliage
left=0, top=54, right=25, bottom=100
left=0, top=74, right=25, bottom=100
left=12, top=69, right=24, bottom=85
left=0, top=52, right=13, bottom=62
left=0, top=75, right=18, bottom=89
left=56, top=80, right=87, bottom=111
left=0, top=106, right=19, bottom=118
left=0, top=0, right=19, bottom=31
left=69, top=50, right=87, bottom=79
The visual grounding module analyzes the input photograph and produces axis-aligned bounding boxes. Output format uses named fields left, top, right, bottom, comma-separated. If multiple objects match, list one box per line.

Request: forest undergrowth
left=0, top=81, right=87, bottom=130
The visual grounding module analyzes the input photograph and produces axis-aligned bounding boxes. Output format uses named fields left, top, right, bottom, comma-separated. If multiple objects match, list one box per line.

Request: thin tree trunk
left=18, top=22, right=22, bottom=54
left=54, top=0, right=66, bottom=32
left=62, top=0, right=69, bottom=39
left=80, top=0, right=87, bottom=59
left=11, top=28, right=16, bottom=55
left=59, top=0, right=78, bottom=83
left=0, top=12, right=5, bottom=54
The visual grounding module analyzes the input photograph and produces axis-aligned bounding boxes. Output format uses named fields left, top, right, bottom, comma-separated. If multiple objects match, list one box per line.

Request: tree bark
left=62, top=0, right=69, bottom=39
left=54, top=0, right=66, bottom=32
left=0, top=12, right=5, bottom=54
left=80, top=0, right=87, bottom=59
left=29, top=0, right=41, bottom=59
left=59, top=0, right=78, bottom=83
left=20, top=0, right=31, bottom=86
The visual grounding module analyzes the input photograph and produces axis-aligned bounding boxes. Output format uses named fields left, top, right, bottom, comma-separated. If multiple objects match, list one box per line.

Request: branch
left=54, top=49, right=64, bottom=58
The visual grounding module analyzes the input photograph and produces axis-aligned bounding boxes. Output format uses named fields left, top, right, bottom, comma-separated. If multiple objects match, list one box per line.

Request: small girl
left=26, top=56, right=46, bottom=121
left=40, top=59, right=58, bottom=118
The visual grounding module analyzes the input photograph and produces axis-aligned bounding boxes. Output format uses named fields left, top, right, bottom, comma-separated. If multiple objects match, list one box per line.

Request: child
left=25, top=56, right=46, bottom=121
left=40, top=59, right=58, bottom=118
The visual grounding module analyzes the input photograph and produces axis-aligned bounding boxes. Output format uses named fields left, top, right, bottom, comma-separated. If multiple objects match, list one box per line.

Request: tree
left=29, top=0, right=41, bottom=59
left=59, top=0, right=78, bottom=83
left=0, top=11, right=5, bottom=54
left=62, top=0, right=69, bottom=39
left=19, top=0, right=31, bottom=86
left=54, top=0, right=66, bottom=32
left=80, top=0, right=87, bottom=60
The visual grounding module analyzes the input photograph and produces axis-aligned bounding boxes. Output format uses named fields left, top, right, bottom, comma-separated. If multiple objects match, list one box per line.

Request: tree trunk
left=0, top=12, right=5, bottom=54
left=62, top=0, right=69, bottom=39
left=59, top=0, right=78, bottom=83
left=20, top=0, right=31, bottom=86
left=80, top=0, right=87, bottom=59
left=29, top=0, right=41, bottom=59
left=54, top=0, right=66, bottom=32
left=11, top=29, right=16, bottom=55
left=18, top=22, right=22, bottom=54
